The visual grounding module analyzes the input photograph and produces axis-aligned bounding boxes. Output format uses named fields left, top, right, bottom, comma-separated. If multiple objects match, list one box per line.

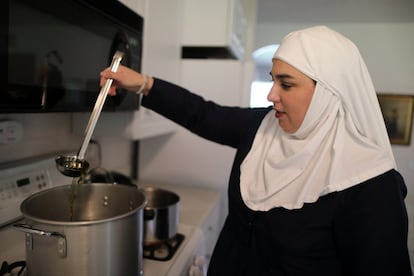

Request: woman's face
left=267, top=59, right=316, bottom=133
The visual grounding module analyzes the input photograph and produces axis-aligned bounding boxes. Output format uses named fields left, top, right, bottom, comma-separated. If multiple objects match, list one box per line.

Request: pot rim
left=20, top=183, right=147, bottom=226
left=141, top=186, right=180, bottom=209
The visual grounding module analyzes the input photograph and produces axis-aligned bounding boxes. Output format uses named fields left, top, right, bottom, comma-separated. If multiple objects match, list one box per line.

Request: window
left=249, top=44, right=279, bottom=108
left=250, top=81, right=272, bottom=108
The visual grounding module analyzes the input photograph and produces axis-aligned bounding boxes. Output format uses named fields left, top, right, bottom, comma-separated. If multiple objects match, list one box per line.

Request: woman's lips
left=275, top=110, right=284, bottom=118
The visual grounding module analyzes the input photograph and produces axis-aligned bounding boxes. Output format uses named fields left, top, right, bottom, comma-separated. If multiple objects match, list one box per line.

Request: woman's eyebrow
left=277, top=74, right=294, bottom=79
left=269, top=72, right=294, bottom=80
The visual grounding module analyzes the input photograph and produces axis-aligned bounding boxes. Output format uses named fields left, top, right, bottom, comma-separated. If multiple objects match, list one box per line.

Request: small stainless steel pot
left=141, top=187, right=179, bottom=244
left=14, top=183, right=146, bottom=276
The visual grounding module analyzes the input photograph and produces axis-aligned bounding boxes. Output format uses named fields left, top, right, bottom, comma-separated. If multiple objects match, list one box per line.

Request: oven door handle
left=13, top=223, right=67, bottom=258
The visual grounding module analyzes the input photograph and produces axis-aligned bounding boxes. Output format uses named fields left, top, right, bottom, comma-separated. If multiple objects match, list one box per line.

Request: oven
left=0, top=155, right=207, bottom=276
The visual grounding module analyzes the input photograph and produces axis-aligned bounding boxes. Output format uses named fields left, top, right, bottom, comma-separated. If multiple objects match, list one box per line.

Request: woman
left=101, top=26, right=411, bottom=275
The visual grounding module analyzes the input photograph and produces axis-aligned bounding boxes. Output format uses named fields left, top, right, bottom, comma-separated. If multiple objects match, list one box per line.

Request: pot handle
left=14, top=223, right=65, bottom=238
left=13, top=223, right=67, bottom=258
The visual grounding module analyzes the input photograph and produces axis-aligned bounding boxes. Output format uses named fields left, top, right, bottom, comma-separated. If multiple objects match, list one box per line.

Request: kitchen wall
left=139, top=60, right=245, bottom=190
left=0, top=113, right=76, bottom=164
left=0, top=111, right=135, bottom=176
left=137, top=0, right=256, bottom=199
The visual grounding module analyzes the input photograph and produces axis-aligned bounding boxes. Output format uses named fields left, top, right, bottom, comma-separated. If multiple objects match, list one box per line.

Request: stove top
left=143, top=224, right=203, bottom=276
left=0, top=261, right=26, bottom=276
left=143, top=233, right=185, bottom=261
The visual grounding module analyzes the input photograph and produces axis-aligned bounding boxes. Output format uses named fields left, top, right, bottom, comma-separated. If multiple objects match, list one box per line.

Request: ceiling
left=256, top=0, right=414, bottom=24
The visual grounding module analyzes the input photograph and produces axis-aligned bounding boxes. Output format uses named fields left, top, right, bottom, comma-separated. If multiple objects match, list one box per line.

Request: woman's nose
left=267, top=84, right=280, bottom=103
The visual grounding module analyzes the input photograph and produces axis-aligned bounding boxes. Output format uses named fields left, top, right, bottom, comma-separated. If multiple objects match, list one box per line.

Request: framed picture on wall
left=377, top=94, right=414, bottom=145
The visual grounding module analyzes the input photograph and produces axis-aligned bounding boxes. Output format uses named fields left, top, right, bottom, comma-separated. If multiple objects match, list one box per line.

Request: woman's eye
left=281, top=83, right=292, bottom=90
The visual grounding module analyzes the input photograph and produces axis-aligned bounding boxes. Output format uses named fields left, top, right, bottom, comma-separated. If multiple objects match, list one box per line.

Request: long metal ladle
left=55, top=51, right=124, bottom=177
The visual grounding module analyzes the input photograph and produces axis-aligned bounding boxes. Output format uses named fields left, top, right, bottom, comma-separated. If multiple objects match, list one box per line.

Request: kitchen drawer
left=200, top=199, right=222, bottom=259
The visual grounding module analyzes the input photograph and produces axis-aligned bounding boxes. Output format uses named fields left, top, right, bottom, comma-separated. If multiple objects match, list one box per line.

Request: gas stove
left=0, top=222, right=26, bottom=276
left=143, top=224, right=205, bottom=276
left=144, top=233, right=185, bottom=261
left=0, top=155, right=207, bottom=276
left=0, top=259, right=25, bottom=276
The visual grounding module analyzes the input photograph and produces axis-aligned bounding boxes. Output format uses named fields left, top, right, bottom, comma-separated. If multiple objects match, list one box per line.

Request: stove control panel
left=0, top=156, right=68, bottom=227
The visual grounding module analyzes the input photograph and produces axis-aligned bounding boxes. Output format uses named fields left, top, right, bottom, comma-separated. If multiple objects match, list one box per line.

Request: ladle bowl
left=55, top=155, right=90, bottom=177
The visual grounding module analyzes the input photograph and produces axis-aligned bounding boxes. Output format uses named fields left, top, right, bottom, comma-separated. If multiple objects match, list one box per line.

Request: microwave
left=2, top=0, right=143, bottom=113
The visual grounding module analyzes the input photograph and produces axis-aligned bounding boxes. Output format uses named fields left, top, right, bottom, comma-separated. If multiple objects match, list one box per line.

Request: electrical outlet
left=0, top=121, right=24, bottom=144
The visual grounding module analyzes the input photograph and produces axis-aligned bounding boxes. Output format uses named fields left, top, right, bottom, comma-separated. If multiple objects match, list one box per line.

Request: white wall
left=139, top=60, right=245, bottom=192
left=0, top=113, right=76, bottom=164
left=0, top=112, right=134, bottom=176
left=255, top=22, right=414, bottom=93
left=137, top=0, right=257, bottom=191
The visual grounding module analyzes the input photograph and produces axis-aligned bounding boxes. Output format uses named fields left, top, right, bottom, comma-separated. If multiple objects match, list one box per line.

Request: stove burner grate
left=143, top=233, right=185, bottom=261
left=0, top=261, right=26, bottom=276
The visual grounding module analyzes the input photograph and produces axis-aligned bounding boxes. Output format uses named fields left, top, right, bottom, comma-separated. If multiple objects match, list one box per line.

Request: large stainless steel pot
left=14, top=183, right=146, bottom=276
left=141, top=187, right=179, bottom=244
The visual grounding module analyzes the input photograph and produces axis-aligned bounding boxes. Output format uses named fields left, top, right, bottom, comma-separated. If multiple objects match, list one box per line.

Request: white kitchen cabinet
left=181, top=0, right=248, bottom=60
left=116, top=0, right=181, bottom=140
left=199, top=197, right=223, bottom=260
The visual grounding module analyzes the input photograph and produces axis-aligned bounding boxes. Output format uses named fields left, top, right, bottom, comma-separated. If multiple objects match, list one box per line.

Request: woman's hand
left=100, top=64, right=152, bottom=96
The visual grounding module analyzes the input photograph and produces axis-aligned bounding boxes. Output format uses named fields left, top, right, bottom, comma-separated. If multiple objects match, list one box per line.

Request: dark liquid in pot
left=69, top=170, right=87, bottom=221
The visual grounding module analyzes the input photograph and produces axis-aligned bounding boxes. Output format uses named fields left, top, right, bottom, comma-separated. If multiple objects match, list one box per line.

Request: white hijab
left=240, top=25, right=396, bottom=211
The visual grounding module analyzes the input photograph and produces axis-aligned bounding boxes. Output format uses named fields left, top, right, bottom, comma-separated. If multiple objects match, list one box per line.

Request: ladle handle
left=77, top=51, right=124, bottom=160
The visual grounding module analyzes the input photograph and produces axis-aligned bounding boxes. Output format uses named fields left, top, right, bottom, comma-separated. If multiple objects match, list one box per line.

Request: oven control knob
left=194, top=255, right=207, bottom=267
left=189, top=255, right=207, bottom=276
left=189, top=265, right=204, bottom=276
